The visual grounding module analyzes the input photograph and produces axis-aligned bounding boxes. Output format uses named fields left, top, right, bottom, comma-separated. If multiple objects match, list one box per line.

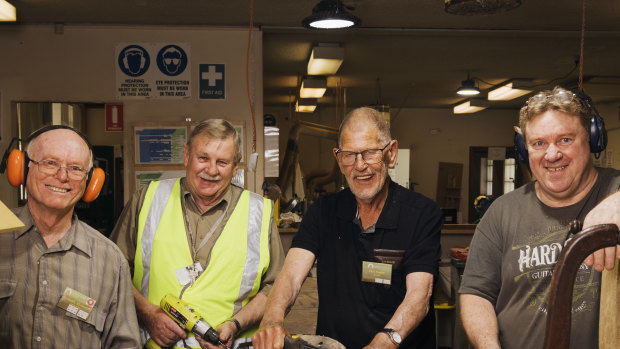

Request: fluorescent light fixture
left=295, top=99, right=317, bottom=113
left=456, top=78, right=480, bottom=96
left=0, top=0, right=16, bottom=22
left=488, top=80, right=533, bottom=101
left=302, top=0, right=361, bottom=29
left=307, top=45, right=344, bottom=75
left=300, top=77, right=327, bottom=98
left=453, top=99, right=489, bottom=114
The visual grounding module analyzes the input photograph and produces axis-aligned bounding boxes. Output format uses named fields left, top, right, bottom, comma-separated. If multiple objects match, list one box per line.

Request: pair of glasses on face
left=335, top=141, right=391, bottom=166
left=31, top=159, right=89, bottom=180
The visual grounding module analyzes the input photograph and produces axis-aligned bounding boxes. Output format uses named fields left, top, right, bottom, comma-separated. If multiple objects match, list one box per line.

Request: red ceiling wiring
left=579, top=0, right=585, bottom=92
left=246, top=0, right=257, bottom=153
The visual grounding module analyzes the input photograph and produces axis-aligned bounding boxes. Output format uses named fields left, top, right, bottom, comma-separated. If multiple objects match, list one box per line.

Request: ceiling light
left=307, top=44, right=344, bottom=75
left=456, top=78, right=480, bottom=96
left=300, top=77, right=327, bottom=98
left=302, top=0, right=361, bottom=29
left=0, top=0, right=16, bottom=22
left=488, top=79, right=533, bottom=101
left=453, top=99, right=489, bottom=114
left=295, top=99, right=317, bottom=113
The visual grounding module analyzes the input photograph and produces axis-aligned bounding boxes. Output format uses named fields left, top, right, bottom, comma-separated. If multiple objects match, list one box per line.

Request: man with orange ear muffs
left=0, top=125, right=140, bottom=348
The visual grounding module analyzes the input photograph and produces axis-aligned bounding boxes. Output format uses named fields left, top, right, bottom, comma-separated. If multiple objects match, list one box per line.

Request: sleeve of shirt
left=458, top=205, right=503, bottom=305
left=102, top=254, right=141, bottom=348
left=109, top=185, right=149, bottom=276
left=290, top=197, right=322, bottom=256
left=258, top=216, right=285, bottom=296
left=402, top=197, right=443, bottom=276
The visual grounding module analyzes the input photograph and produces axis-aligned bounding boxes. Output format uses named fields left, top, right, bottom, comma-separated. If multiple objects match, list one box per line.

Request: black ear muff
left=514, top=130, right=529, bottom=164
left=574, top=90, right=608, bottom=158
left=589, top=110, right=607, bottom=157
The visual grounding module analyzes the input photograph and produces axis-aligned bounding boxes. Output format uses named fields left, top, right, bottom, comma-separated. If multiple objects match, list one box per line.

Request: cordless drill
left=144, top=293, right=229, bottom=349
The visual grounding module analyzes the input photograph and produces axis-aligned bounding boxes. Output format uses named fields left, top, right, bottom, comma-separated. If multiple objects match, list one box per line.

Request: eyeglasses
left=335, top=141, right=391, bottom=166
left=31, top=159, right=89, bottom=180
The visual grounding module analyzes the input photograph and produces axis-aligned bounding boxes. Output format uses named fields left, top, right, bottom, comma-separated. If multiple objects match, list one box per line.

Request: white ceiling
left=8, top=0, right=620, bottom=111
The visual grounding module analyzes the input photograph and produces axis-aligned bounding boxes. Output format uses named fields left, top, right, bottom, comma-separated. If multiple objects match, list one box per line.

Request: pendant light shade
left=456, top=78, right=480, bottom=96
left=302, top=0, right=361, bottom=29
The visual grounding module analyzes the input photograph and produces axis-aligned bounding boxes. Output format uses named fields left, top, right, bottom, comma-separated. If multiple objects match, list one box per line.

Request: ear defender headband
left=514, top=90, right=608, bottom=164
left=0, top=125, right=106, bottom=203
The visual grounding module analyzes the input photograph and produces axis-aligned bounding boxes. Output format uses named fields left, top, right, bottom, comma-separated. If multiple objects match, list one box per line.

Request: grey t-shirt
left=459, top=167, right=620, bottom=349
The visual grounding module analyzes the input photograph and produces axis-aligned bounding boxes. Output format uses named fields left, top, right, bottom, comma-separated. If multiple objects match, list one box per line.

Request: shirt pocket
left=65, top=305, right=106, bottom=334
left=0, top=279, right=17, bottom=313
left=0, top=280, right=17, bottom=338
left=373, top=249, right=405, bottom=269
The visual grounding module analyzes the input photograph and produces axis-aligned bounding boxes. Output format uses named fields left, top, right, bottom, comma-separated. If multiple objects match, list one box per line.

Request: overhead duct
left=276, top=121, right=339, bottom=205
left=445, top=0, right=521, bottom=15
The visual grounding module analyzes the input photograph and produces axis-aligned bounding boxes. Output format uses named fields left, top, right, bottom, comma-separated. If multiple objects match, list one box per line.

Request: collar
left=336, top=179, right=400, bottom=230
left=12, top=205, right=92, bottom=257
left=181, top=177, right=233, bottom=214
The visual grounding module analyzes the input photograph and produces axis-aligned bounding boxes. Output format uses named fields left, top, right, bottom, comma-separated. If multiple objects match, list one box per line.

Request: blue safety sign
left=156, top=45, right=188, bottom=77
left=118, top=45, right=150, bottom=77
left=199, top=64, right=225, bottom=100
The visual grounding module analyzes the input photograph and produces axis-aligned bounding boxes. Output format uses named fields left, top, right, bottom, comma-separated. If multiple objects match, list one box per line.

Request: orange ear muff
left=82, top=167, right=105, bottom=203
left=7, top=149, right=25, bottom=187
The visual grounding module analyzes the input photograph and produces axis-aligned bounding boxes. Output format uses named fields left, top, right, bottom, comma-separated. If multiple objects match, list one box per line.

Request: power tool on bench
left=144, top=293, right=229, bottom=349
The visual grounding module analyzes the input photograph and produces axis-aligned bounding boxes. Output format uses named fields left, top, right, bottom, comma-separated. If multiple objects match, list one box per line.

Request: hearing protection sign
left=116, top=43, right=191, bottom=99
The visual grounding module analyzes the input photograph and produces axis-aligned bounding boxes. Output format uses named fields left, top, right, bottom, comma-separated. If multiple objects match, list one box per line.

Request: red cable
left=579, top=0, right=586, bottom=92
left=246, top=0, right=257, bottom=153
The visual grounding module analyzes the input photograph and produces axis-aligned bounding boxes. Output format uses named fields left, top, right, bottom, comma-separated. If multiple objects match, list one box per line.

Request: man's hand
left=362, top=332, right=396, bottom=349
left=583, top=191, right=620, bottom=272
left=251, top=323, right=289, bottom=349
left=143, top=304, right=187, bottom=347
left=197, top=320, right=237, bottom=349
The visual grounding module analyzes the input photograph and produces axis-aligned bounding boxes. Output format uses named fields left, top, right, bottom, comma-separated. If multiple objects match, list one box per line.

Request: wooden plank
left=0, top=200, right=24, bottom=234
left=599, top=262, right=620, bottom=348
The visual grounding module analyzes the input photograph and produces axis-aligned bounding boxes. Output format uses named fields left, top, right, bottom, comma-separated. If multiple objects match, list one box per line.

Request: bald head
left=338, top=107, right=391, bottom=148
left=27, top=128, right=93, bottom=170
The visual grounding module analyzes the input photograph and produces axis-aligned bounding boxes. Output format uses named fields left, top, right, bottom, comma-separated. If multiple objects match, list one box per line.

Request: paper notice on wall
left=264, top=126, right=279, bottom=177
left=134, top=126, right=187, bottom=164
left=116, top=43, right=191, bottom=99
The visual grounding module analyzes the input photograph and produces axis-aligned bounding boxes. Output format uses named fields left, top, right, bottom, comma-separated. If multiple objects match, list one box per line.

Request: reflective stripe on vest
left=134, top=178, right=271, bottom=347
left=139, top=179, right=176, bottom=297
left=235, top=192, right=263, bottom=314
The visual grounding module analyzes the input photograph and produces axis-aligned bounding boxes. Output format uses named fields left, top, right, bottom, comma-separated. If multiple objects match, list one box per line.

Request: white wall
left=0, top=25, right=263, bottom=206
left=391, top=107, right=518, bottom=221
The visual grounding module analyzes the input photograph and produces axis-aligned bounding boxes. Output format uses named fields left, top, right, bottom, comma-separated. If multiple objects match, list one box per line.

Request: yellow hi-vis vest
left=133, top=178, right=272, bottom=348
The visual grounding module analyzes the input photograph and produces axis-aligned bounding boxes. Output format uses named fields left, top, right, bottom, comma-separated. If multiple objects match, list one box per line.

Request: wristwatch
left=379, top=328, right=402, bottom=347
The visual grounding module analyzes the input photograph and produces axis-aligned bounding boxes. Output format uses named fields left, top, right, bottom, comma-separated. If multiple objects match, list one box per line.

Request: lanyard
left=183, top=186, right=230, bottom=264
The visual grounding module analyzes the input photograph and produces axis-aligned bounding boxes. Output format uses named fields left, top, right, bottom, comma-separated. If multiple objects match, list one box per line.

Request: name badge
left=361, top=261, right=392, bottom=285
left=175, top=262, right=203, bottom=286
left=57, top=287, right=96, bottom=320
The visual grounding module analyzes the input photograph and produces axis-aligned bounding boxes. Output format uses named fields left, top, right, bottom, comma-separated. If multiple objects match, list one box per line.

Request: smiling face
left=26, top=129, right=91, bottom=215
left=334, top=121, right=397, bottom=203
left=184, top=134, right=238, bottom=211
left=525, top=110, right=597, bottom=206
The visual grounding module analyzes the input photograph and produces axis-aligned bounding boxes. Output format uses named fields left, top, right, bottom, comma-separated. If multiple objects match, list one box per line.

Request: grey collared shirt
left=0, top=205, right=140, bottom=349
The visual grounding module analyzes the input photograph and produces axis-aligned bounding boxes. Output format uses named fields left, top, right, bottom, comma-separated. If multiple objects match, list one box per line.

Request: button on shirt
left=0, top=205, right=140, bottom=349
